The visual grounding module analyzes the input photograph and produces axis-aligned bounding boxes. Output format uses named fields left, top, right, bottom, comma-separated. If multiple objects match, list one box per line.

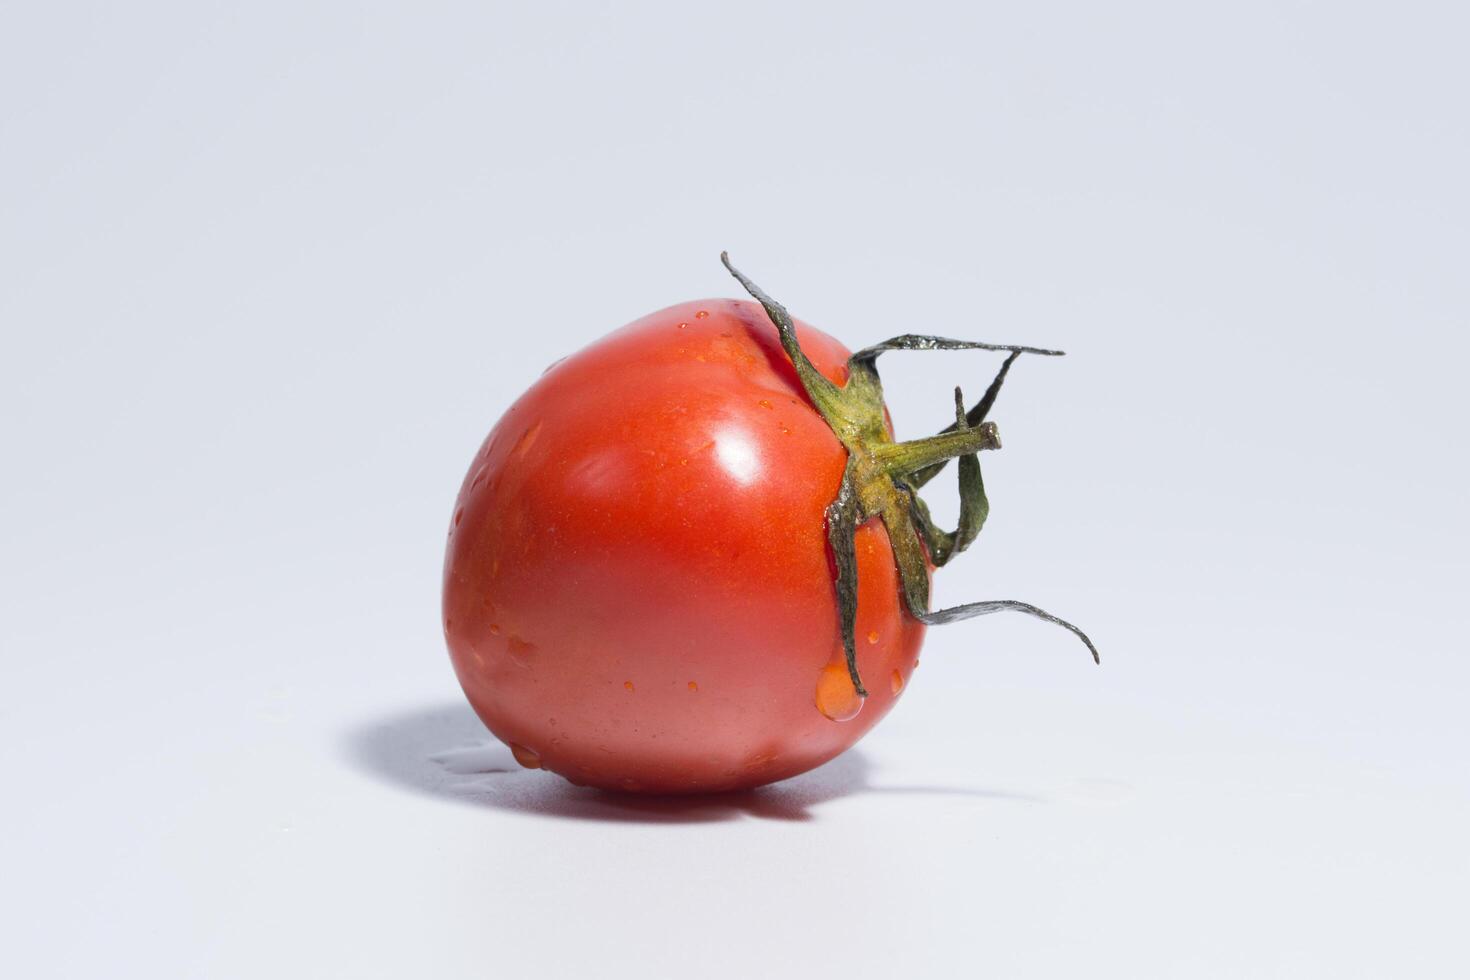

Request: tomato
left=443, top=299, right=922, bottom=793
left=443, top=256, right=1096, bottom=794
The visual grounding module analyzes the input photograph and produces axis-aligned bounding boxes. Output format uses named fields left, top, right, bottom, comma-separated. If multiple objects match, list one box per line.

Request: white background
left=3, top=2, right=1467, bottom=977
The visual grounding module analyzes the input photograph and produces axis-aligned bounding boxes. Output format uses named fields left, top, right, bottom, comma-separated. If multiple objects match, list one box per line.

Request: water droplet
left=866, top=630, right=879, bottom=645
left=890, top=669, right=904, bottom=694
left=444, top=618, right=453, bottom=631
left=687, top=681, right=698, bottom=692
left=815, top=662, right=864, bottom=722
left=778, top=424, right=791, bottom=435
left=507, top=635, right=536, bottom=667
left=509, top=742, right=541, bottom=769
left=489, top=623, right=501, bottom=635
left=677, top=321, right=688, bottom=329
left=453, top=508, right=463, bottom=526
left=624, top=680, right=635, bottom=692
left=512, top=421, right=542, bottom=459
left=757, top=398, right=773, bottom=409
left=695, top=310, right=709, bottom=319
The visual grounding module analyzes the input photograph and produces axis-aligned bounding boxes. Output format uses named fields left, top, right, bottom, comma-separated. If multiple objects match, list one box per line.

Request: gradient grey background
left=3, top=2, right=1466, bottom=977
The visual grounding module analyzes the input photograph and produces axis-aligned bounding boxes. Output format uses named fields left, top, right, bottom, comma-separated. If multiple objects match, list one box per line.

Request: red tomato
left=443, top=300, right=924, bottom=793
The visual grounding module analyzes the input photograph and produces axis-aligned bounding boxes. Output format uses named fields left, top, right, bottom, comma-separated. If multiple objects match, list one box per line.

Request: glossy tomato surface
left=443, top=299, right=925, bottom=793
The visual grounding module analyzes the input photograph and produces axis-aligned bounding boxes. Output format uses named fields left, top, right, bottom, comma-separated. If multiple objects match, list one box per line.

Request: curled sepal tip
left=917, top=599, right=1101, bottom=665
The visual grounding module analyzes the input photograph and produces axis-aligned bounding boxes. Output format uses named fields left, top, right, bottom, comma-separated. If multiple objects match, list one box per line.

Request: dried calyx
left=721, top=252, right=1098, bottom=698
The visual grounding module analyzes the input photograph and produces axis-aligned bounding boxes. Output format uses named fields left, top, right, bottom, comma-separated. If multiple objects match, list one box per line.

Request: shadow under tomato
left=343, top=701, right=1040, bottom=824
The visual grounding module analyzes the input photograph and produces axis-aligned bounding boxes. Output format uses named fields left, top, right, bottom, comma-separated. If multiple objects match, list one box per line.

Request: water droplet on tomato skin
left=624, top=680, right=635, bottom=692
left=512, top=421, right=542, bottom=459
left=891, top=669, right=904, bottom=695
left=695, top=310, right=709, bottom=319
left=744, top=751, right=778, bottom=771
left=688, top=681, right=698, bottom=692
left=677, top=322, right=688, bottom=329
left=453, top=508, right=463, bottom=526
left=509, top=743, right=541, bottom=769
left=757, top=398, right=773, bottom=409
left=507, top=635, right=536, bottom=668
left=815, top=662, right=864, bottom=722
left=866, top=630, right=879, bottom=645
left=489, top=623, right=501, bottom=635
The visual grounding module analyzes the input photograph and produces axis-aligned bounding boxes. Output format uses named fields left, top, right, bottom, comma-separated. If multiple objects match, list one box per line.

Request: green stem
left=909, top=350, right=1021, bottom=490
left=871, top=421, right=1001, bottom=476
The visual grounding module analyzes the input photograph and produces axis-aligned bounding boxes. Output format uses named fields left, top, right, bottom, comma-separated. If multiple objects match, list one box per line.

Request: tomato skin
left=443, top=299, right=925, bottom=793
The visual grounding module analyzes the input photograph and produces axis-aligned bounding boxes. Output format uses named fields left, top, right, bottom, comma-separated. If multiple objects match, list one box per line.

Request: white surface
left=3, top=3, right=1467, bottom=977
